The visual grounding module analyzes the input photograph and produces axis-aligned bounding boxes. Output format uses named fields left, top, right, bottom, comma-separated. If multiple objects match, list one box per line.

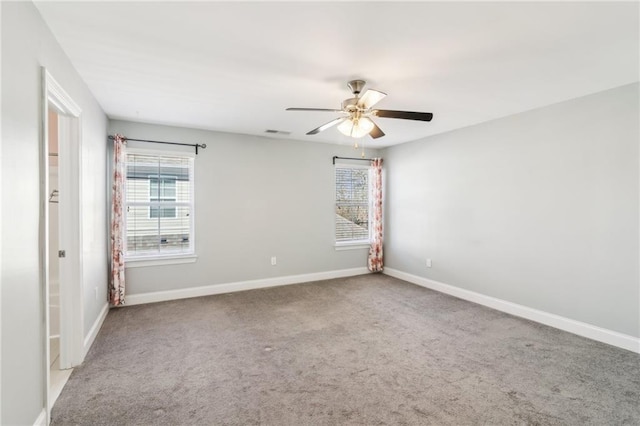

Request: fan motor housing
left=342, top=97, right=359, bottom=111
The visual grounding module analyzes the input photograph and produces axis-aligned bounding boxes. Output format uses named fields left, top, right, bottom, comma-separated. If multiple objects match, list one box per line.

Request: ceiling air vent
left=264, top=129, right=291, bottom=135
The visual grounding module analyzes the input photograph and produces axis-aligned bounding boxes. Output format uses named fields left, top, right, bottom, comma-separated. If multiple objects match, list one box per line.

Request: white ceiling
left=35, top=1, right=639, bottom=148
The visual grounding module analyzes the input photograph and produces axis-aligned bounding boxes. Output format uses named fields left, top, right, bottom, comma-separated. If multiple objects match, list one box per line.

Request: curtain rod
left=332, top=155, right=377, bottom=165
left=108, top=135, right=207, bottom=154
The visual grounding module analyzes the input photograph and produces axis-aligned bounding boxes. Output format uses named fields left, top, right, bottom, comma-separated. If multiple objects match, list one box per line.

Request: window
left=335, top=164, right=371, bottom=245
left=125, top=151, right=194, bottom=259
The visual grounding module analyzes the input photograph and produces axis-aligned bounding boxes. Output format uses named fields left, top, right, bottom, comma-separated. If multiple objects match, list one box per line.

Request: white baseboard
left=125, top=267, right=371, bottom=306
left=83, top=302, right=109, bottom=358
left=33, top=409, right=47, bottom=426
left=384, top=267, right=640, bottom=354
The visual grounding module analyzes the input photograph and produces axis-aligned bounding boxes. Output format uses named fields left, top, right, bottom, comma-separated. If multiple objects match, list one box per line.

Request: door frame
left=41, top=68, right=84, bottom=419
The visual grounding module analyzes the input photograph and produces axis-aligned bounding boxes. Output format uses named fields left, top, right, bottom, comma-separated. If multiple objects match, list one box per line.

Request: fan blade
left=369, top=121, right=385, bottom=139
left=374, top=110, right=433, bottom=121
left=287, top=108, right=344, bottom=112
left=357, top=89, right=387, bottom=109
left=306, top=117, right=346, bottom=135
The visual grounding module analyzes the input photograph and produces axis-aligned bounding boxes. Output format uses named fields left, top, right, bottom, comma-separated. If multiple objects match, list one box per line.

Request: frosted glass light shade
left=338, top=117, right=374, bottom=138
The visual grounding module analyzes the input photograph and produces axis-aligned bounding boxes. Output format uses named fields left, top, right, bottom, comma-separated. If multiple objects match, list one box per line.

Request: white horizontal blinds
left=335, top=166, right=370, bottom=242
left=125, top=153, right=194, bottom=257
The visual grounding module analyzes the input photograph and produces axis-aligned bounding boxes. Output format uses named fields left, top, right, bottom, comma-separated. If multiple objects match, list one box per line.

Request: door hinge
left=58, top=250, right=66, bottom=258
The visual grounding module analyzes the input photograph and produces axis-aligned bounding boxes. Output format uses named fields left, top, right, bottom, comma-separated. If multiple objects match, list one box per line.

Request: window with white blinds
left=125, top=151, right=194, bottom=258
left=335, top=164, right=371, bottom=244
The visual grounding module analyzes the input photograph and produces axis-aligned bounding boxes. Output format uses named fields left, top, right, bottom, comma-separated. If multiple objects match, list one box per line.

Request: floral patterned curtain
left=109, top=134, right=126, bottom=305
left=368, top=158, right=384, bottom=272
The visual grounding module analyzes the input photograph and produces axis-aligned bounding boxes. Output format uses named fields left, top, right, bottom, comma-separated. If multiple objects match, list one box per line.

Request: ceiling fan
left=286, top=80, right=433, bottom=139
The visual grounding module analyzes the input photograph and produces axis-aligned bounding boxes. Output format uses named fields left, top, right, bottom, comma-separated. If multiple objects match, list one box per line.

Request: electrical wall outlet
left=426, top=258, right=432, bottom=268
left=271, top=256, right=277, bottom=266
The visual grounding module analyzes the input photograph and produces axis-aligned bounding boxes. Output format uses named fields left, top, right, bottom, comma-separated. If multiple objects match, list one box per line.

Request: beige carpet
left=52, top=274, right=640, bottom=425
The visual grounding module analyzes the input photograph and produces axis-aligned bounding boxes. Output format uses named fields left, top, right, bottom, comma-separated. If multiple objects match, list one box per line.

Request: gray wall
left=109, top=120, right=378, bottom=295
left=383, top=83, right=639, bottom=337
left=1, top=2, right=108, bottom=424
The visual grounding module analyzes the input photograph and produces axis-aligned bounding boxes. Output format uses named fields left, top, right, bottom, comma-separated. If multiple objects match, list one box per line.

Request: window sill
left=335, top=242, right=371, bottom=251
left=125, top=254, right=197, bottom=268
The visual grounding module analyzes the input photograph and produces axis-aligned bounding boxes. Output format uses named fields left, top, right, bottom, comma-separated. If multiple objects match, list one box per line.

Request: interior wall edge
left=384, top=267, right=640, bottom=354
left=2, top=3, right=109, bottom=423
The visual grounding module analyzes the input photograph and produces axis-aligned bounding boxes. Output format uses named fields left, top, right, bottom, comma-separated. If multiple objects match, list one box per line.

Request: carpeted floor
left=52, top=274, right=640, bottom=425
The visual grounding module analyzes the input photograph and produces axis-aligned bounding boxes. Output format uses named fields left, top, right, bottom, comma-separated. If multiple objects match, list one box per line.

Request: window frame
left=124, top=147, right=197, bottom=265
left=334, top=161, right=373, bottom=250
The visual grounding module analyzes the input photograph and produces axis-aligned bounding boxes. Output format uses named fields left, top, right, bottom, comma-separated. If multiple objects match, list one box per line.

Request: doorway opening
left=47, top=107, right=71, bottom=406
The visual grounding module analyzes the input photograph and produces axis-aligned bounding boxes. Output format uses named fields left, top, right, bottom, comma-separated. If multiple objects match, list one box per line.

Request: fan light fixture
left=337, top=117, right=374, bottom=138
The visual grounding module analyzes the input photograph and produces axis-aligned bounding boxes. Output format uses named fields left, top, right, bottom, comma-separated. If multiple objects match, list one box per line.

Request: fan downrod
left=347, top=80, right=366, bottom=96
